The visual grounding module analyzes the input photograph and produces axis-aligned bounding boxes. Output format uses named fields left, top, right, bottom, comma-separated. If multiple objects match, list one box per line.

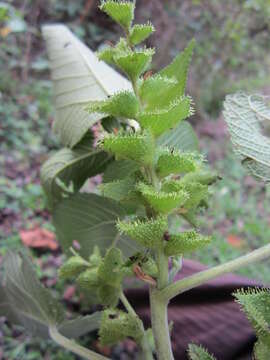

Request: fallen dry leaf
left=226, top=234, right=244, bottom=248
left=19, top=227, right=59, bottom=250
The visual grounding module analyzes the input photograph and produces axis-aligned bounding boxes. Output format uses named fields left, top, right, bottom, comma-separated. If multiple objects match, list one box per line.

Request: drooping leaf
left=103, top=159, right=140, bottom=183
left=129, top=23, right=155, bottom=45
left=41, top=136, right=111, bottom=208
left=0, top=251, right=64, bottom=338
left=58, top=312, right=101, bottom=339
left=42, top=24, right=131, bottom=148
left=99, top=0, right=135, bottom=30
left=138, top=96, right=194, bottom=137
left=157, top=121, right=199, bottom=152
left=53, top=193, right=138, bottom=258
left=223, top=92, right=270, bottom=181
left=159, top=39, right=195, bottom=97
left=188, top=344, right=217, bottom=360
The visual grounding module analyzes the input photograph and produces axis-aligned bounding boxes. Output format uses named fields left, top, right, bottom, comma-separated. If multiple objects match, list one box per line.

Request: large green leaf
left=42, top=24, right=131, bottom=148
left=0, top=252, right=101, bottom=339
left=224, top=92, right=270, bottom=182
left=157, top=121, right=199, bottom=152
left=41, top=134, right=111, bottom=208
left=53, top=193, right=138, bottom=258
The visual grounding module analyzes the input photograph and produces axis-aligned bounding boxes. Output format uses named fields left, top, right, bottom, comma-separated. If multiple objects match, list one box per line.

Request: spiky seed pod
left=99, top=178, right=135, bottom=202
left=180, top=170, right=220, bottom=186
left=138, top=96, right=194, bottom=137
left=117, top=216, right=168, bottom=249
left=88, top=246, right=102, bottom=267
left=129, top=22, right=155, bottom=46
left=99, top=309, right=144, bottom=346
left=98, top=284, right=121, bottom=308
left=99, top=1, right=135, bottom=30
left=58, top=256, right=88, bottom=279
left=98, top=248, right=123, bottom=287
left=137, top=182, right=189, bottom=214
left=87, top=91, right=139, bottom=119
left=77, top=268, right=99, bottom=290
left=234, top=288, right=270, bottom=338
left=102, top=130, right=155, bottom=165
left=139, top=75, right=178, bottom=110
left=156, top=149, right=199, bottom=178
left=188, top=344, right=217, bottom=360
left=114, top=48, right=155, bottom=81
left=164, top=231, right=211, bottom=256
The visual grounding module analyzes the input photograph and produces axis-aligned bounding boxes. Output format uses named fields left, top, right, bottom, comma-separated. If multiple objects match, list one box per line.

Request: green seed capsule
left=58, top=256, right=88, bottom=279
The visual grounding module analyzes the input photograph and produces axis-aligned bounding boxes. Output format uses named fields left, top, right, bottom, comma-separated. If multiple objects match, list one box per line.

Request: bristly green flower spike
left=164, top=231, right=211, bottom=256
left=99, top=1, right=135, bottom=30
left=98, top=284, right=122, bottom=307
left=129, top=22, right=155, bottom=45
left=102, top=130, right=155, bottom=165
left=188, top=344, right=217, bottom=360
left=156, top=149, right=200, bottom=178
left=117, top=216, right=168, bottom=249
left=137, top=182, right=189, bottom=214
left=99, top=309, right=144, bottom=346
left=97, top=38, right=129, bottom=65
left=87, top=91, right=139, bottom=119
left=98, top=248, right=124, bottom=287
left=138, top=96, right=194, bottom=137
left=77, top=268, right=99, bottom=290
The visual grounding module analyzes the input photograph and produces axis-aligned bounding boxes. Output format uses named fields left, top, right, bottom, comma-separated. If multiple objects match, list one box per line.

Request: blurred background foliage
left=1, top=0, right=270, bottom=358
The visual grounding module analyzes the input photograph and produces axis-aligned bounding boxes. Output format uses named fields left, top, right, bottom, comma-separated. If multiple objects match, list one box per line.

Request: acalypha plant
left=1, top=1, right=270, bottom=360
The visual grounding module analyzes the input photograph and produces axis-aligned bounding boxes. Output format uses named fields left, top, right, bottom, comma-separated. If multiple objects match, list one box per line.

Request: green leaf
left=59, top=312, right=101, bottom=339
left=156, top=149, right=200, bottom=178
left=53, top=193, right=139, bottom=258
left=103, top=159, right=140, bottom=183
left=137, top=182, right=189, bottom=214
left=223, top=92, right=270, bottom=181
left=102, top=130, right=155, bottom=165
left=129, top=23, right=155, bottom=45
left=159, top=39, right=195, bottom=97
left=0, top=252, right=64, bottom=338
left=99, top=1, right=135, bottom=30
left=87, top=91, right=139, bottom=119
left=41, top=135, right=111, bottom=208
left=117, top=216, right=168, bottom=249
left=164, top=231, right=211, bottom=256
left=138, top=96, right=194, bottom=137
left=254, top=340, right=270, bottom=360
left=139, top=75, right=178, bottom=110
left=157, top=121, right=199, bottom=152
left=114, top=48, right=155, bottom=81
left=100, top=178, right=135, bottom=202
left=42, top=24, right=131, bottom=148
left=188, top=344, right=217, bottom=360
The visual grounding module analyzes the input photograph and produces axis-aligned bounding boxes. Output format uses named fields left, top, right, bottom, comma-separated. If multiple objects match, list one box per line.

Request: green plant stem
left=156, top=249, right=169, bottom=289
left=150, top=289, right=174, bottom=360
left=49, top=326, right=109, bottom=360
left=120, top=292, right=154, bottom=360
left=161, top=243, right=270, bottom=302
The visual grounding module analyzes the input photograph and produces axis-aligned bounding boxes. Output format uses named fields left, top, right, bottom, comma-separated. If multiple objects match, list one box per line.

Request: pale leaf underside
left=224, top=92, right=270, bottom=181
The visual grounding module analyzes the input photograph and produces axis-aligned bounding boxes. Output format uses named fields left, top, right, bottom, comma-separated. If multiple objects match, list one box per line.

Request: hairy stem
left=150, top=289, right=174, bottom=360
left=49, top=326, right=109, bottom=360
left=161, top=243, right=270, bottom=302
left=120, top=292, right=154, bottom=360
